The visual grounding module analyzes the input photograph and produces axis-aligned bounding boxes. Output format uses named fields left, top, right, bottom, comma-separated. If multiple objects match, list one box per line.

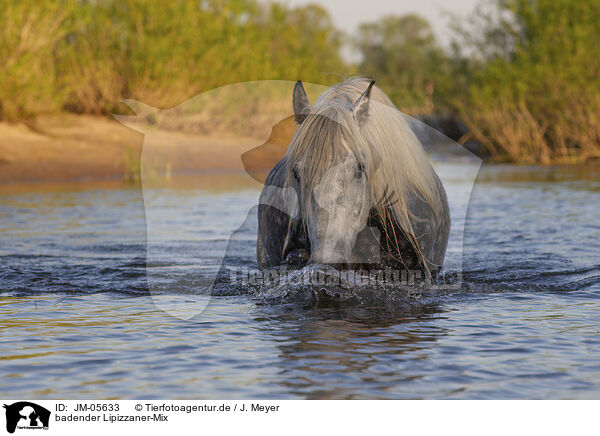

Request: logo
left=113, top=80, right=481, bottom=318
left=3, top=402, right=50, bottom=434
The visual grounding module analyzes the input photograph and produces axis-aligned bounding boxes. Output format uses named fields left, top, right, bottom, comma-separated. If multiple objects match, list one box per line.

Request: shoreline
left=1, top=114, right=597, bottom=192
left=0, top=114, right=283, bottom=189
left=0, top=114, right=142, bottom=185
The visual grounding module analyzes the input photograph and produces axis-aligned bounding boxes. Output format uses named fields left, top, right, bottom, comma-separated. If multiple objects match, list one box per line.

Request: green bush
left=0, top=0, right=69, bottom=119
left=0, top=0, right=346, bottom=120
left=453, top=0, right=600, bottom=163
left=355, top=14, right=448, bottom=114
left=1, top=0, right=598, bottom=164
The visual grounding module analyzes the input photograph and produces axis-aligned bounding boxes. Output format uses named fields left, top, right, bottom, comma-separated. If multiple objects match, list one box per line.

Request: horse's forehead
left=338, top=153, right=358, bottom=166
left=316, top=154, right=358, bottom=179
left=339, top=95, right=354, bottom=108
left=295, top=153, right=352, bottom=173
left=322, top=93, right=353, bottom=107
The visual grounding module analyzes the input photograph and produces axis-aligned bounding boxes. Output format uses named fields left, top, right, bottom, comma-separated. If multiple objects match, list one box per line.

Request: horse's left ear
left=293, top=81, right=313, bottom=124
left=352, top=80, right=375, bottom=126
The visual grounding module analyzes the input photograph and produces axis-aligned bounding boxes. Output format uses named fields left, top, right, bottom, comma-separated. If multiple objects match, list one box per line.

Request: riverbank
left=0, top=114, right=597, bottom=187
left=0, top=114, right=286, bottom=186
left=0, top=115, right=141, bottom=185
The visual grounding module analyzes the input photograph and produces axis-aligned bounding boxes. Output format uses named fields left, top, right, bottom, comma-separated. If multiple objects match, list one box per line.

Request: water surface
left=1, top=164, right=599, bottom=399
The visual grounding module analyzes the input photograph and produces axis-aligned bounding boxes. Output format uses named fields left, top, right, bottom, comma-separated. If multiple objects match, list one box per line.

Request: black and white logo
left=3, top=402, right=50, bottom=434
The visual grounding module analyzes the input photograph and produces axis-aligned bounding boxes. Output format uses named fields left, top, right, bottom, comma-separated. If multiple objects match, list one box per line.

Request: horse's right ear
left=293, top=81, right=312, bottom=124
left=352, top=80, right=375, bottom=126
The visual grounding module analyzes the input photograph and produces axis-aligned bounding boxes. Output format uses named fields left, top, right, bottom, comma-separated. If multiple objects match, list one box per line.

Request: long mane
left=284, top=77, right=444, bottom=272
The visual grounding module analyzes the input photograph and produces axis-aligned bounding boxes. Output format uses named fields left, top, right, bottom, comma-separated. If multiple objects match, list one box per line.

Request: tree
left=356, top=14, right=447, bottom=113
left=452, top=0, right=600, bottom=163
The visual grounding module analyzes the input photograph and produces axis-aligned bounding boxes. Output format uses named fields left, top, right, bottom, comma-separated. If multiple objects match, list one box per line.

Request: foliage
left=355, top=14, right=448, bottom=114
left=1, top=0, right=599, bottom=163
left=452, top=0, right=600, bottom=163
left=0, top=0, right=69, bottom=118
left=0, top=0, right=345, bottom=119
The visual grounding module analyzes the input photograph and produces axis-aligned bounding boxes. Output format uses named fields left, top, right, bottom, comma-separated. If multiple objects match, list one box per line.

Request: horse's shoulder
left=264, top=157, right=288, bottom=188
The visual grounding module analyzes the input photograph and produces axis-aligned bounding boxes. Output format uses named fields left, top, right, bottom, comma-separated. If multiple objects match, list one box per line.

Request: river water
left=1, top=163, right=599, bottom=399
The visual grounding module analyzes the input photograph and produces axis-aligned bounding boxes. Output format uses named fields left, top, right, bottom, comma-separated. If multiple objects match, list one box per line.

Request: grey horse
left=257, top=78, right=450, bottom=280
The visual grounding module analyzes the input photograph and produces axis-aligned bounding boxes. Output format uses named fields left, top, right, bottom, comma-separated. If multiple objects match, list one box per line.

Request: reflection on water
left=475, top=163, right=600, bottom=187
left=271, top=308, right=446, bottom=399
left=0, top=163, right=599, bottom=399
left=1, top=292, right=599, bottom=399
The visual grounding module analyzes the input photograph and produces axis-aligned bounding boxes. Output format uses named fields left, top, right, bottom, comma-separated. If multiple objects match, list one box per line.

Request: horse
left=257, top=78, right=450, bottom=279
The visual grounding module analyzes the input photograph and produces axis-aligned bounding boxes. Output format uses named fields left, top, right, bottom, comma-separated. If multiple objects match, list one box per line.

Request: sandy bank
left=0, top=114, right=296, bottom=186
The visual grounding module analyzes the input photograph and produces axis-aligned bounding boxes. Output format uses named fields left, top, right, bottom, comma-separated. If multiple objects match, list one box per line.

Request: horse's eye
left=355, top=162, right=365, bottom=179
left=292, top=167, right=300, bottom=181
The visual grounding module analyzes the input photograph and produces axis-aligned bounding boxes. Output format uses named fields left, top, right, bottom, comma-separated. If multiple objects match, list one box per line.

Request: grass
left=1, top=0, right=600, bottom=165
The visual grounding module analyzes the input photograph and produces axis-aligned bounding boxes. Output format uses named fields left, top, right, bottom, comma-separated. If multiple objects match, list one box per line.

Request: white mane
left=284, top=77, right=444, bottom=270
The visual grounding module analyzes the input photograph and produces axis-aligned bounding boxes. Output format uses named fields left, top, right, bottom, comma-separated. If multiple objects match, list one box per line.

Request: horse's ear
left=352, top=80, right=375, bottom=126
left=293, top=81, right=312, bottom=124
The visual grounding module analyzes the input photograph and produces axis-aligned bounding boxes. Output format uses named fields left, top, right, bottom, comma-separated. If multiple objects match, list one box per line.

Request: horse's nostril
left=315, top=288, right=342, bottom=302
left=285, top=248, right=309, bottom=267
left=339, top=262, right=351, bottom=270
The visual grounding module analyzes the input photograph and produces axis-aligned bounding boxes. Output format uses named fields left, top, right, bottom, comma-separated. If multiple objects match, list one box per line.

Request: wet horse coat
left=257, top=79, right=450, bottom=279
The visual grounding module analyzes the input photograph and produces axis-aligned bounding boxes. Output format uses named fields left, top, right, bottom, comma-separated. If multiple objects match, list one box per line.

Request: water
left=1, top=164, right=599, bottom=399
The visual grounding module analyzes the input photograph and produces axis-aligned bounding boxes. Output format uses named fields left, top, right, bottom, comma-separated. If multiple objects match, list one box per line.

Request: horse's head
left=286, top=80, right=377, bottom=267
